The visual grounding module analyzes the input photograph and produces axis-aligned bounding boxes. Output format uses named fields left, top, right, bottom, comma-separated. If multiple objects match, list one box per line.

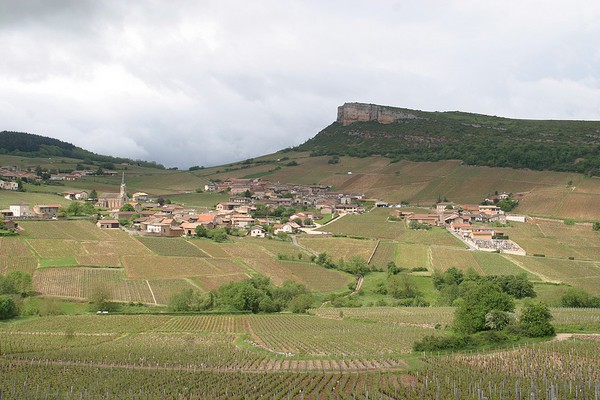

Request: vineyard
left=4, top=221, right=354, bottom=304
left=1, top=313, right=599, bottom=398
left=298, top=237, right=377, bottom=261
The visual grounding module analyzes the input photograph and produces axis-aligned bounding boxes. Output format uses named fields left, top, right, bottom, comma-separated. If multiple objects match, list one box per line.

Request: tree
left=560, top=287, right=600, bottom=308
left=315, top=253, right=335, bottom=269
left=6, top=271, right=32, bottom=296
left=345, top=256, right=369, bottom=275
left=593, top=222, right=600, bottom=231
left=89, top=189, right=98, bottom=201
left=485, top=310, right=513, bottom=331
left=387, top=261, right=401, bottom=276
left=519, top=302, right=555, bottom=337
left=120, top=203, right=135, bottom=212
left=484, top=274, right=535, bottom=299
left=195, top=225, right=207, bottom=238
left=89, top=285, right=113, bottom=312
left=387, top=274, right=421, bottom=299
left=287, top=293, right=315, bottom=313
left=0, top=295, right=18, bottom=320
left=168, top=289, right=195, bottom=311
left=454, top=280, right=515, bottom=334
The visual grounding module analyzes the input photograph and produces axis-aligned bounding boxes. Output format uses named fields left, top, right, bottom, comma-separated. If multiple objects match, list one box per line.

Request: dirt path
left=291, top=235, right=319, bottom=256
left=145, top=280, right=158, bottom=305
left=553, top=333, right=600, bottom=342
left=350, top=274, right=364, bottom=296
left=367, top=240, right=380, bottom=265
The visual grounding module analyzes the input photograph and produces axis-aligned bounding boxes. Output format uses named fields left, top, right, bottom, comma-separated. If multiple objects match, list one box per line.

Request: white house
left=0, top=180, right=18, bottom=190
left=9, top=204, right=31, bottom=217
left=249, top=225, right=266, bottom=238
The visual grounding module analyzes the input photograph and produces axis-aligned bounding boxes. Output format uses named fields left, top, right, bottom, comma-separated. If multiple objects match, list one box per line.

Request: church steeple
left=120, top=172, right=127, bottom=203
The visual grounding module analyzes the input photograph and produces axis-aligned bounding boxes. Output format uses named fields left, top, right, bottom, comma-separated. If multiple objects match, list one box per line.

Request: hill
left=0, top=131, right=165, bottom=169
left=295, top=103, right=600, bottom=176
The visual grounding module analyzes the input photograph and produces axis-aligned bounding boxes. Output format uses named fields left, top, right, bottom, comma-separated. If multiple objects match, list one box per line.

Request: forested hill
left=0, top=131, right=165, bottom=169
left=295, top=103, right=600, bottom=176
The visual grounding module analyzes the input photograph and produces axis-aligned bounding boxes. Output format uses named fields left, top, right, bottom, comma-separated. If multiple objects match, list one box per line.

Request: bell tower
left=120, top=172, right=127, bottom=204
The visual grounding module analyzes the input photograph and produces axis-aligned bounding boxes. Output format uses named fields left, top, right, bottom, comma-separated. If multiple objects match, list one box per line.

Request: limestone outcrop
left=336, top=102, right=420, bottom=126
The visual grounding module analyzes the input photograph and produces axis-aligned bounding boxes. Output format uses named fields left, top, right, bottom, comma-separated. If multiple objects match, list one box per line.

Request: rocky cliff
left=336, top=102, right=421, bottom=126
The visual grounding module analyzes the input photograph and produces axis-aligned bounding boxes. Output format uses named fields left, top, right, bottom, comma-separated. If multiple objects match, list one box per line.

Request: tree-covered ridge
left=0, top=131, right=165, bottom=169
left=296, top=108, right=600, bottom=176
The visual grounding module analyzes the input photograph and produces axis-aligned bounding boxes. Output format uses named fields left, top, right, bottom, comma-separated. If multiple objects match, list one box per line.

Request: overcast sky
left=1, top=1, right=599, bottom=168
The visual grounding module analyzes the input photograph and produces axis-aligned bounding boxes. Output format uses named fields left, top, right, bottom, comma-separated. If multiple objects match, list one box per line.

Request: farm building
left=96, top=220, right=120, bottom=229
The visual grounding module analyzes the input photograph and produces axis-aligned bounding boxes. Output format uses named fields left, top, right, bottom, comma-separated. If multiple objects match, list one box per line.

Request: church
left=96, top=173, right=128, bottom=209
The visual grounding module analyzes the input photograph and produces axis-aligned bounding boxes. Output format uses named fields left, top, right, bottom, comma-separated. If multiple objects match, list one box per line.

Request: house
left=249, top=225, right=266, bottom=238
left=450, top=222, right=473, bottom=237
left=479, top=205, right=503, bottom=216
left=63, top=191, right=88, bottom=201
left=131, top=192, right=149, bottom=202
left=96, top=220, right=120, bottom=229
left=204, top=182, right=218, bottom=192
left=461, top=204, right=480, bottom=213
left=231, top=214, right=255, bottom=228
left=506, top=214, right=527, bottom=223
left=181, top=222, right=201, bottom=236
left=196, top=213, right=217, bottom=227
left=0, top=180, right=18, bottom=190
left=216, top=202, right=237, bottom=211
left=435, top=202, right=456, bottom=213
left=274, top=221, right=300, bottom=234
left=407, top=213, right=440, bottom=227
left=33, top=204, right=61, bottom=218
left=334, top=204, right=362, bottom=214
left=9, top=204, right=31, bottom=217
left=126, top=202, right=143, bottom=213
left=229, top=197, right=252, bottom=204
left=139, top=217, right=183, bottom=237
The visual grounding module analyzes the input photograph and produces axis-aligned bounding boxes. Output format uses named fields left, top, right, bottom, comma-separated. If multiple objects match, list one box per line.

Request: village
left=0, top=166, right=528, bottom=255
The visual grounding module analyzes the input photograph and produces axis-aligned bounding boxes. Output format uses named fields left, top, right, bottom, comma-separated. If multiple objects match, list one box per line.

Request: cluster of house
left=98, top=199, right=325, bottom=238
left=398, top=202, right=508, bottom=228
left=206, top=178, right=375, bottom=215
left=0, top=166, right=39, bottom=185
left=1, top=203, right=62, bottom=219
left=0, top=165, right=91, bottom=186
left=396, top=200, right=526, bottom=255
left=92, top=176, right=373, bottom=238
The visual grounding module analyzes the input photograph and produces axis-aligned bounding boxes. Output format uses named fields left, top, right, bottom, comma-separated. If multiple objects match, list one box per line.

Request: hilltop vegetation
left=295, top=105, right=600, bottom=176
left=0, top=131, right=165, bottom=169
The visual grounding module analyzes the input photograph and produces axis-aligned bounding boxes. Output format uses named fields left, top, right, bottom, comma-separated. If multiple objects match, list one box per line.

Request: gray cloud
left=1, top=1, right=599, bottom=168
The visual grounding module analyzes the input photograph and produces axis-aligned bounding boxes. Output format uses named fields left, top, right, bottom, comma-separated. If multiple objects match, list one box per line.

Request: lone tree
left=454, top=280, right=515, bottom=334
left=519, top=302, right=555, bottom=337
left=89, top=284, right=114, bottom=312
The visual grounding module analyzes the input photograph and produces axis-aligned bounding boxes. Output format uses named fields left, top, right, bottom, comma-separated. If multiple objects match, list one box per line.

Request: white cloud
left=1, top=0, right=599, bottom=168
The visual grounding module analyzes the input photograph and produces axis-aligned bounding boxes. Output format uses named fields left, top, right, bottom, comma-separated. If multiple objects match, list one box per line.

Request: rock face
left=337, top=102, right=420, bottom=126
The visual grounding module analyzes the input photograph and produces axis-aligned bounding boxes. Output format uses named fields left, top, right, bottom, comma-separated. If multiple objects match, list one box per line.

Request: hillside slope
left=0, top=131, right=165, bottom=169
left=296, top=103, right=600, bottom=176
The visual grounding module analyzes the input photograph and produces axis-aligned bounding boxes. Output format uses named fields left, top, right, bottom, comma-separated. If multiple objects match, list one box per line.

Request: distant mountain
left=295, top=103, right=600, bottom=176
left=0, top=131, right=165, bottom=169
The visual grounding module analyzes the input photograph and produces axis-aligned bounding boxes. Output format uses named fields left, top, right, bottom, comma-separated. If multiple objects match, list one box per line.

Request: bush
left=413, top=335, right=476, bottom=352
left=519, top=302, right=555, bottom=337
left=0, top=295, right=18, bottom=320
